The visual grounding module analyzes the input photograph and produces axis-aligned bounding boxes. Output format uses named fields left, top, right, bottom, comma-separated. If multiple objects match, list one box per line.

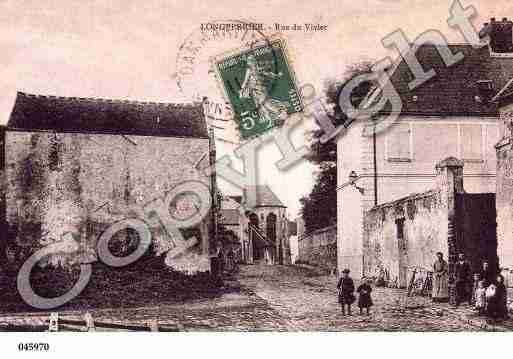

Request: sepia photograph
left=0, top=0, right=513, bottom=357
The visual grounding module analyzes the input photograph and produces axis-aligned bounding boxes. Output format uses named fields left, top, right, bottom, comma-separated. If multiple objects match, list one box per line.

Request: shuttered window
left=387, top=124, right=411, bottom=162
left=461, top=124, right=482, bottom=162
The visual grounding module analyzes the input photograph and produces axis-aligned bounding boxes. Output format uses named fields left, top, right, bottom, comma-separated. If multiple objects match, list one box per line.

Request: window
left=476, top=80, right=494, bottom=101
left=460, top=124, right=483, bottom=162
left=476, top=80, right=493, bottom=91
left=485, top=124, right=500, bottom=162
left=387, top=123, right=411, bottom=162
left=415, top=124, right=458, bottom=163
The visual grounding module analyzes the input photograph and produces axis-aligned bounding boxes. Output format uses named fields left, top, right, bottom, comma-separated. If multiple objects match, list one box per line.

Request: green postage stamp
left=213, top=39, right=304, bottom=140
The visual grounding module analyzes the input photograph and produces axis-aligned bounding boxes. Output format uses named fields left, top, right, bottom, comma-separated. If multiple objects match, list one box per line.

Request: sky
left=1, top=0, right=513, bottom=216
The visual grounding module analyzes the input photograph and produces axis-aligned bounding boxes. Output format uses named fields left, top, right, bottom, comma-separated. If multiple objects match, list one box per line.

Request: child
left=470, top=273, right=481, bottom=306
left=337, top=268, right=355, bottom=315
left=357, top=278, right=373, bottom=315
left=474, top=280, right=486, bottom=315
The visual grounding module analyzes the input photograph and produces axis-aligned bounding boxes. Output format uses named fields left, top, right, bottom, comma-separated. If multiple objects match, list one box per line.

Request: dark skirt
left=358, top=294, right=373, bottom=308
left=487, top=294, right=508, bottom=319
left=338, top=292, right=355, bottom=305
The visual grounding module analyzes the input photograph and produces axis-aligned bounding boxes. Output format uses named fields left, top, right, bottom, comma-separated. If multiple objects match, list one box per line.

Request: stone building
left=495, top=77, right=513, bottom=284
left=2, top=91, right=215, bottom=274
left=364, top=158, right=496, bottom=295
left=219, top=185, right=291, bottom=265
left=337, top=19, right=513, bottom=278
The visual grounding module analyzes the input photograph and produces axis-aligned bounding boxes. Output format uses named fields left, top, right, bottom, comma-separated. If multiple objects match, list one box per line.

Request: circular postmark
left=175, top=19, right=304, bottom=141
left=175, top=19, right=279, bottom=100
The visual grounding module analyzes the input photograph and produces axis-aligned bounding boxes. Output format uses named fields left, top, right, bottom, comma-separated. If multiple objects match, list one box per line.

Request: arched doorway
left=266, top=213, right=277, bottom=264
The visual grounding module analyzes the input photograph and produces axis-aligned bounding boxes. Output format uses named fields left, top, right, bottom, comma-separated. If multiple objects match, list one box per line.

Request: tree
left=300, top=61, right=374, bottom=233
left=307, top=60, right=375, bottom=165
left=300, top=163, right=336, bottom=234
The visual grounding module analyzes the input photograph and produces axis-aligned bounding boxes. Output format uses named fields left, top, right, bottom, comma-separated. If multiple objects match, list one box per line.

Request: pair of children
left=337, top=269, right=373, bottom=315
left=474, top=274, right=508, bottom=319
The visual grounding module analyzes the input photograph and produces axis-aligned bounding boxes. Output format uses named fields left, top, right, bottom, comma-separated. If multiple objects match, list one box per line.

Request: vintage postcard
left=1, top=0, right=513, bottom=358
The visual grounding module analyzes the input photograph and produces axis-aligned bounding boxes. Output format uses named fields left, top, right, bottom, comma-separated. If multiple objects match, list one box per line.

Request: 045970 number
left=18, top=343, right=50, bottom=351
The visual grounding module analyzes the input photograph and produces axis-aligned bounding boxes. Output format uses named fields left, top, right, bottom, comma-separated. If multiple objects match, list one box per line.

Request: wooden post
left=208, top=128, right=218, bottom=253
left=149, top=319, right=159, bottom=332
left=84, top=312, right=95, bottom=332
left=48, top=312, right=59, bottom=332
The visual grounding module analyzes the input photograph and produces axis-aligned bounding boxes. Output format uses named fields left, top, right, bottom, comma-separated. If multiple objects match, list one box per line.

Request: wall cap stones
left=298, top=224, right=337, bottom=241
left=436, top=157, right=464, bottom=169
left=366, top=190, right=439, bottom=214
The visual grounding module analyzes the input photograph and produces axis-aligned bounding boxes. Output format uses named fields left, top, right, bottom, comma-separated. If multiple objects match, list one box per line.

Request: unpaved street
left=2, top=264, right=511, bottom=331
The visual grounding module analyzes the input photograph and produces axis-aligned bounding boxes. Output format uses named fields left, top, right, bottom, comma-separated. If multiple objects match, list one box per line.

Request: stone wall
left=4, top=130, right=213, bottom=274
left=297, top=225, right=336, bottom=272
left=0, top=126, right=5, bottom=266
left=363, top=191, right=446, bottom=287
left=363, top=157, right=498, bottom=299
left=496, top=106, right=513, bottom=285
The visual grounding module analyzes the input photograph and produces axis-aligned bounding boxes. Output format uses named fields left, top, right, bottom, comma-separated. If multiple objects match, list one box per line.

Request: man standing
left=210, top=240, right=225, bottom=284
left=432, top=252, right=449, bottom=302
left=454, top=253, right=471, bottom=306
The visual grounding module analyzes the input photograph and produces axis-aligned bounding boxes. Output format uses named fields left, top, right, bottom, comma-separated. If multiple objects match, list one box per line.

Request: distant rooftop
left=220, top=209, right=240, bottom=225
left=7, top=92, right=208, bottom=138
left=244, top=185, right=286, bottom=208
left=228, top=195, right=243, bottom=204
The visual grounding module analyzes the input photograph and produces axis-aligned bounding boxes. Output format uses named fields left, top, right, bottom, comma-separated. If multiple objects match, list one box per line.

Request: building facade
left=3, top=92, right=215, bottom=274
left=363, top=158, right=496, bottom=294
left=219, top=185, right=291, bottom=265
left=495, top=98, right=513, bottom=284
left=337, top=19, right=513, bottom=278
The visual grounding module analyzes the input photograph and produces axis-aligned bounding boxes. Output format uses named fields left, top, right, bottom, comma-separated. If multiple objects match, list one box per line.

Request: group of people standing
left=432, top=252, right=509, bottom=319
left=337, top=269, right=373, bottom=315
left=210, top=241, right=239, bottom=282
left=336, top=253, right=509, bottom=319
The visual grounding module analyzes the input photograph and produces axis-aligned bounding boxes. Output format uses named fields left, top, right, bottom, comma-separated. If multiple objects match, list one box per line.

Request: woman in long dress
left=432, top=252, right=449, bottom=302
left=486, top=275, right=509, bottom=319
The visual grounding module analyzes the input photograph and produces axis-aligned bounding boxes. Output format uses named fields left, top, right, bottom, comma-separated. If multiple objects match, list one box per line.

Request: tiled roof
left=369, top=44, right=513, bottom=116
left=7, top=92, right=208, bottom=138
left=244, top=185, right=286, bottom=207
left=228, top=195, right=243, bottom=204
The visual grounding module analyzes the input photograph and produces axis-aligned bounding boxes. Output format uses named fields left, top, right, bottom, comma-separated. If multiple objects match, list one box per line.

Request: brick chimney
left=480, top=17, right=513, bottom=53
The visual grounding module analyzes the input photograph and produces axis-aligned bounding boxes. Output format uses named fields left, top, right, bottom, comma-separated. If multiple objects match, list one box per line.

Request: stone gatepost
left=435, top=157, right=464, bottom=305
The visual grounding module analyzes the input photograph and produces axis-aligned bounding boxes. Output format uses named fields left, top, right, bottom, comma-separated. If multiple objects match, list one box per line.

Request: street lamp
left=348, top=170, right=365, bottom=195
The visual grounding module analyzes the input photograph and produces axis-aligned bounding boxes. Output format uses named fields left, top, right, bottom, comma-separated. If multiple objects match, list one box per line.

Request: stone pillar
left=435, top=157, right=464, bottom=304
